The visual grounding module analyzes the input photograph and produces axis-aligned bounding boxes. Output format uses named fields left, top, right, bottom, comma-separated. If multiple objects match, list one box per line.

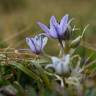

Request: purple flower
left=37, top=14, right=70, bottom=40
left=26, top=34, right=48, bottom=54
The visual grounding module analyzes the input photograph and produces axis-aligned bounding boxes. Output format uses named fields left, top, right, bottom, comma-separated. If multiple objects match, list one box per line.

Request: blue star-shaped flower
left=37, top=14, right=70, bottom=40
left=26, top=34, right=48, bottom=54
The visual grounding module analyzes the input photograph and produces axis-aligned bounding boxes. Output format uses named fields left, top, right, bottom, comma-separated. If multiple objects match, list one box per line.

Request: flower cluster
left=26, top=15, right=72, bottom=54
left=26, top=14, right=88, bottom=87
left=26, top=14, right=72, bottom=73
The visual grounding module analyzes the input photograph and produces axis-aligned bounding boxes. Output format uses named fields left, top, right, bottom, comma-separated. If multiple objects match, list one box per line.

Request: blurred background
left=0, top=0, right=96, bottom=53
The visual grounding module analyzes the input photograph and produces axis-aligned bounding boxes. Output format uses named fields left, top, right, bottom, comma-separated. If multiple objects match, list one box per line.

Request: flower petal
left=49, top=25, right=58, bottom=38
left=40, top=35, right=48, bottom=49
left=45, top=64, right=54, bottom=69
left=33, top=35, right=42, bottom=52
left=51, top=57, right=60, bottom=65
left=35, top=34, right=48, bottom=49
left=51, top=57, right=64, bottom=74
left=49, top=16, right=60, bottom=38
left=60, top=14, right=69, bottom=27
left=26, top=37, right=37, bottom=53
left=50, top=16, right=63, bottom=38
left=60, top=14, right=69, bottom=33
left=50, top=16, right=58, bottom=27
left=37, top=22, right=50, bottom=35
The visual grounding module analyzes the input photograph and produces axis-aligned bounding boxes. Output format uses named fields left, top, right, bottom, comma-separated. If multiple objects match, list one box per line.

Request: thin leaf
left=11, top=62, right=41, bottom=83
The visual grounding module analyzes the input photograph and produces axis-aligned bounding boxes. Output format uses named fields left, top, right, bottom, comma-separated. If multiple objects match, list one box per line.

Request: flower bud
left=70, top=36, right=81, bottom=48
